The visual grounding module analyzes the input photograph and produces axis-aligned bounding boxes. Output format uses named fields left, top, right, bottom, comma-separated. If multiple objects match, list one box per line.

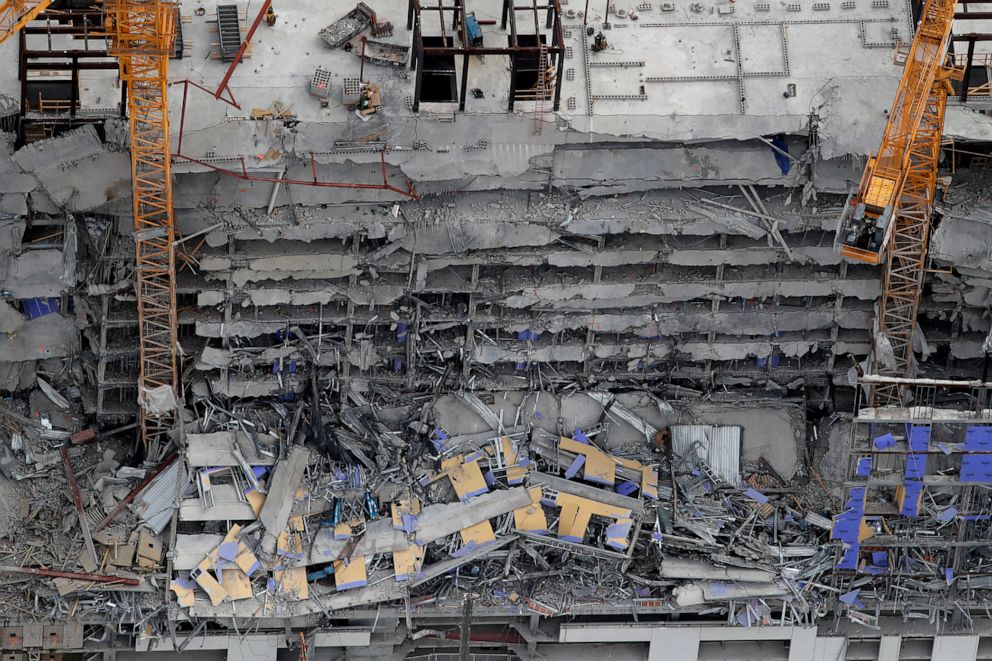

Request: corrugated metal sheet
left=132, top=461, right=192, bottom=534
left=671, top=425, right=741, bottom=486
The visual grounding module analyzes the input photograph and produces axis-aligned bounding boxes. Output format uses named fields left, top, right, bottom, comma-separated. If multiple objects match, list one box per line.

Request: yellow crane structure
left=104, top=0, right=179, bottom=456
left=0, top=0, right=51, bottom=44
left=837, top=0, right=961, bottom=405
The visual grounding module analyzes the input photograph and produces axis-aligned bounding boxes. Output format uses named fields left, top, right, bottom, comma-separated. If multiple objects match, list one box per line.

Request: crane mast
left=0, top=0, right=51, bottom=44
left=105, top=0, right=179, bottom=456
left=837, top=0, right=960, bottom=405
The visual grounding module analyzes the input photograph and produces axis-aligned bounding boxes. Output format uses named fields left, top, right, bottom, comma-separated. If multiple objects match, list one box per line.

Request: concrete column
left=648, top=628, right=700, bottom=661
left=788, top=627, right=817, bottom=661
left=227, top=635, right=278, bottom=661
left=878, top=635, right=901, bottom=661
left=932, top=635, right=979, bottom=661
left=812, top=636, right=847, bottom=660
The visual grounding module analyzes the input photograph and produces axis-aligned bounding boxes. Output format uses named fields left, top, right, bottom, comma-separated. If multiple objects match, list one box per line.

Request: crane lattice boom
left=837, top=0, right=960, bottom=405
left=0, top=0, right=52, bottom=44
left=105, top=0, right=179, bottom=456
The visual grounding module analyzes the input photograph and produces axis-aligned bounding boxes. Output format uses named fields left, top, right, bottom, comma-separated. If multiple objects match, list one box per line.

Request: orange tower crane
left=836, top=0, right=961, bottom=405
left=104, top=0, right=179, bottom=456
left=0, top=0, right=52, bottom=44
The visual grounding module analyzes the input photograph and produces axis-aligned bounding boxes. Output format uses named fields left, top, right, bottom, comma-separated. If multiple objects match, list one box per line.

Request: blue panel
left=905, top=454, right=927, bottom=479
left=855, top=457, right=872, bottom=477
left=965, top=426, right=992, bottom=451
left=961, top=455, right=992, bottom=483
left=831, top=511, right=861, bottom=541
left=908, top=426, right=931, bottom=452
left=836, top=543, right=860, bottom=570
left=874, top=433, right=896, bottom=450
left=900, top=481, right=925, bottom=517
left=21, top=297, right=59, bottom=319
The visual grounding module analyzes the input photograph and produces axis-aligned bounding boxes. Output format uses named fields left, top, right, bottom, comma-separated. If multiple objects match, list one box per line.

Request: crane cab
left=838, top=160, right=898, bottom=265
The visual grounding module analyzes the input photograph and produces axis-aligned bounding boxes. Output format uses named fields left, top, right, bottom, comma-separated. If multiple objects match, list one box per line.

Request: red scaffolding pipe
left=0, top=565, right=141, bottom=586
left=173, top=78, right=419, bottom=200
left=213, top=0, right=272, bottom=105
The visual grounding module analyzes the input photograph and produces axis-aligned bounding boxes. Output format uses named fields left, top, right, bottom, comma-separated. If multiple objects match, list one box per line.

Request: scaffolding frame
left=406, top=0, right=565, bottom=112
left=833, top=378, right=992, bottom=622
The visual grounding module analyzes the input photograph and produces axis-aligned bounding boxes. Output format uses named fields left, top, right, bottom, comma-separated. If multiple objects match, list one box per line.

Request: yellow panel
left=554, top=491, right=630, bottom=519
left=334, top=555, right=368, bottom=591
left=641, top=467, right=659, bottom=499
left=557, top=501, right=593, bottom=543
left=859, top=520, right=875, bottom=543
left=864, top=175, right=897, bottom=209
left=170, top=580, right=195, bottom=607
left=441, top=455, right=489, bottom=501
left=391, top=496, right=421, bottom=529
left=840, top=244, right=883, bottom=265
left=272, top=567, right=308, bottom=601
left=245, top=490, right=266, bottom=515
left=583, top=450, right=617, bottom=486
left=514, top=501, right=548, bottom=533
left=235, top=544, right=261, bottom=576
left=276, top=528, right=304, bottom=567
left=606, top=517, right=635, bottom=550
left=193, top=567, right=228, bottom=606
left=191, top=523, right=243, bottom=605
left=558, top=436, right=590, bottom=455
left=393, top=545, right=425, bottom=581
left=221, top=567, right=254, bottom=601
left=500, top=436, right=530, bottom=484
left=500, top=436, right=519, bottom=463
left=507, top=464, right=529, bottom=484
left=460, top=520, right=497, bottom=547
left=613, top=456, right=643, bottom=470
left=559, top=437, right=617, bottom=485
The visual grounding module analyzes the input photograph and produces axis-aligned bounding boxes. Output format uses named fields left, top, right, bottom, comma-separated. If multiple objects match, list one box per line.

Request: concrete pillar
left=932, top=635, right=979, bottom=661
left=878, top=635, right=902, bottom=661
left=648, top=628, right=700, bottom=661
left=788, top=627, right=817, bottom=661
left=227, top=635, right=278, bottom=661
left=812, top=636, right=847, bottom=660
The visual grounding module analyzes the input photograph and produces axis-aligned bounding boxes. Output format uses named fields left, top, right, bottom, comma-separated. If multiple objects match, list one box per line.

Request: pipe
left=214, top=0, right=273, bottom=103
left=93, top=451, right=179, bottom=533
left=0, top=565, right=140, bottom=586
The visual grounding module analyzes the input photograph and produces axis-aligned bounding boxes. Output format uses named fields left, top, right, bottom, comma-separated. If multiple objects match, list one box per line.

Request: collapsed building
left=2, top=0, right=992, bottom=659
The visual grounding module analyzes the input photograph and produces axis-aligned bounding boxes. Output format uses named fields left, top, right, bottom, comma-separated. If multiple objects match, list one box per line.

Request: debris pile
left=0, top=386, right=170, bottom=627
left=165, top=388, right=840, bottom=625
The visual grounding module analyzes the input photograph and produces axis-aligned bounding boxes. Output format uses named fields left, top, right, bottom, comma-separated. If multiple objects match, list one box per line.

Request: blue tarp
left=770, top=135, right=791, bottom=175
